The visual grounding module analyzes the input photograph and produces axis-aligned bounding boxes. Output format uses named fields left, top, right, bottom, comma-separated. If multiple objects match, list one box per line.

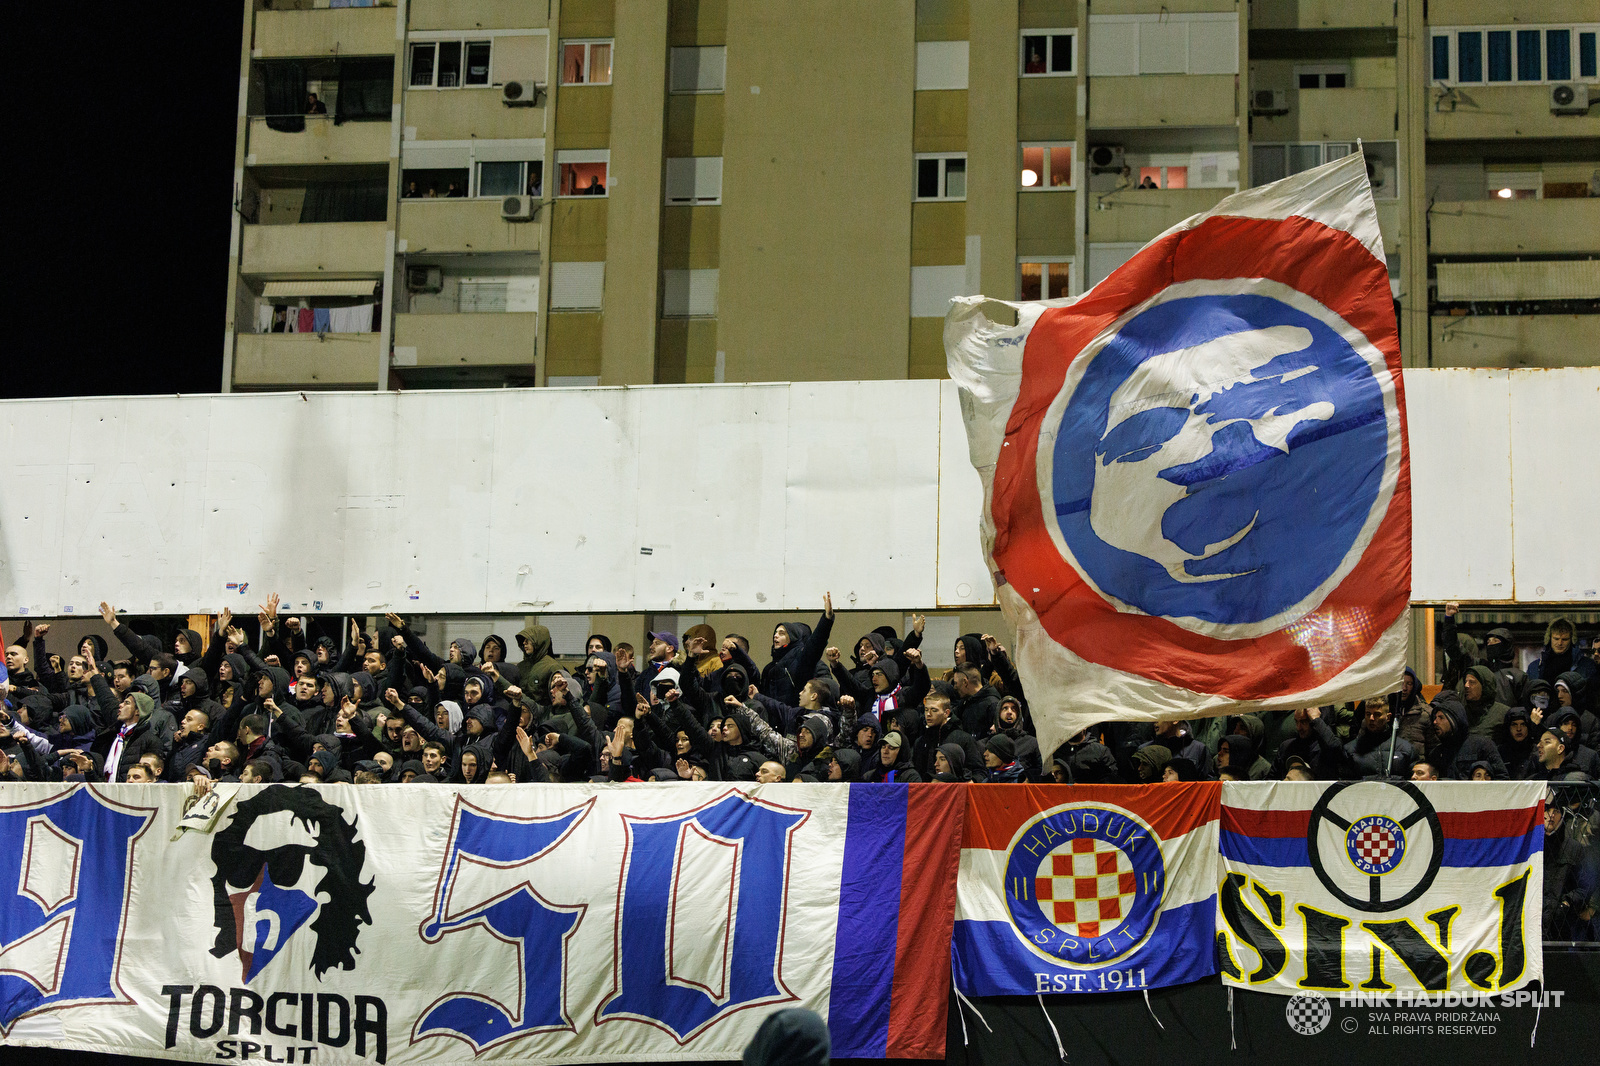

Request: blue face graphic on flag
left=231, top=863, right=320, bottom=982
left=1049, top=292, right=1387, bottom=629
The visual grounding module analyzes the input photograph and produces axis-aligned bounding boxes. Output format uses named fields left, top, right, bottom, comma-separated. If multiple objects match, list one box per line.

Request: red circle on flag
left=990, top=214, right=1410, bottom=699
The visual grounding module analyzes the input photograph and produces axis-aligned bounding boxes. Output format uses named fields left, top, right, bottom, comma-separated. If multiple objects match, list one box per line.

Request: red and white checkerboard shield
left=1032, top=837, right=1139, bottom=939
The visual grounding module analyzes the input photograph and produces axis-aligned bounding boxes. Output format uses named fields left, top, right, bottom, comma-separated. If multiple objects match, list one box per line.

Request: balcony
left=241, top=221, right=388, bottom=278
left=1089, top=75, right=1237, bottom=129
left=398, top=199, right=543, bottom=255
left=1088, top=187, right=1232, bottom=244
left=1249, top=0, right=1393, bottom=29
left=253, top=6, right=395, bottom=59
left=392, top=312, right=539, bottom=367
left=1429, top=199, right=1600, bottom=256
left=1428, top=86, right=1600, bottom=141
left=1250, top=88, right=1397, bottom=144
left=402, top=90, right=545, bottom=141
left=1430, top=314, right=1600, bottom=368
left=232, top=333, right=382, bottom=388
left=248, top=117, right=390, bottom=167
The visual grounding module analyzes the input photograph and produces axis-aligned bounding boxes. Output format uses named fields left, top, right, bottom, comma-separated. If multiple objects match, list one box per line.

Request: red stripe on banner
left=963, top=783, right=1220, bottom=851
left=885, top=783, right=965, bottom=1058
left=989, top=213, right=1411, bottom=699
left=1439, top=806, right=1541, bottom=839
left=1221, top=805, right=1311, bottom=838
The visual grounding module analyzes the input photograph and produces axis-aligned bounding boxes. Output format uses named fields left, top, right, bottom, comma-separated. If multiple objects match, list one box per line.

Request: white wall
left=0, top=372, right=1593, bottom=617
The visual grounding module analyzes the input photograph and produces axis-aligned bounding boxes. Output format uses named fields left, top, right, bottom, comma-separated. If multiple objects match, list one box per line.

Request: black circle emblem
left=1306, top=780, right=1444, bottom=912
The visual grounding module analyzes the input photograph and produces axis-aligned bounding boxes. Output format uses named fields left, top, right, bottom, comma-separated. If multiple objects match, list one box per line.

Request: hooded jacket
left=1343, top=720, right=1416, bottom=779
left=1060, top=732, right=1121, bottom=783
left=1427, top=692, right=1507, bottom=780
left=1494, top=707, right=1538, bottom=778
left=1132, top=744, right=1172, bottom=782
left=760, top=615, right=831, bottom=709
left=516, top=623, right=562, bottom=700
left=1218, top=728, right=1271, bottom=780
left=934, top=742, right=971, bottom=782
left=1464, top=664, right=1510, bottom=738
left=1526, top=618, right=1585, bottom=684
left=1543, top=708, right=1600, bottom=778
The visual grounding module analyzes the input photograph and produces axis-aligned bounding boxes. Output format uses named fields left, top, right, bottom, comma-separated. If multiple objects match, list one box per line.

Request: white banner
left=0, top=782, right=960, bottom=1063
left=1218, top=781, right=1545, bottom=996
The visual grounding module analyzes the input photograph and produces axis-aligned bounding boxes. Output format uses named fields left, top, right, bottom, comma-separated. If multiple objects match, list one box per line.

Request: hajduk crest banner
left=1219, top=780, right=1544, bottom=996
left=0, top=782, right=961, bottom=1064
left=946, top=152, right=1411, bottom=759
left=953, top=783, right=1220, bottom=996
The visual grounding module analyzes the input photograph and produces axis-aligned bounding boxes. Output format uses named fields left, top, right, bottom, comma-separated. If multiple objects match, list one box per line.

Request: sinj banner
left=1219, top=781, right=1544, bottom=996
left=0, top=783, right=962, bottom=1064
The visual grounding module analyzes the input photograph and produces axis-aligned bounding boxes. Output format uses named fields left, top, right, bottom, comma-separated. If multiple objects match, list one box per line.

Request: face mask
left=1532, top=692, right=1550, bottom=710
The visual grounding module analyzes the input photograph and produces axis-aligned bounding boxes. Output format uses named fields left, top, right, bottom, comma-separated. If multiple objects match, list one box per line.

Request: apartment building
left=221, top=1, right=1598, bottom=392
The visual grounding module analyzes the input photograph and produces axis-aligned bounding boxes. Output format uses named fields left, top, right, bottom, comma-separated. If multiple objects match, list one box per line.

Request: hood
left=937, top=742, right=967, bottom=774
left=291, top=649, right=317, bottom=676
left=1229, top=713, right=1265, bottom=744
left=1430, top=691, right=1469, bottom=736
left=326, top=672, right=354, bottom=704
left=1546, top=708, right=1581, bottom=734
left=314, top=733, right=342, bottom=755
left=181, top=671, right=211, bottom=699
left=853, top=631, right=888, bottom=666
left=176, top=628, right=204, bottom=663
left=871, top=659, right=901, bottom=689
left=773, top=621, right=812, bottom=661
left=1219, top=732, right=1256, bottom=766
left=1543, top=617, right=1576, bottom=649
left=480, top=634, right=508, bottom=661
left=742, top=1008, right=830, bottom=1066
left=955, top=633, right=988, bottom=671
left=1133, top=744, right=1173, bottom=779
left=465, top=703, right=497, bottom=733
left=450, top=638, right=477, bottom=666
left=854, top=713, right=881, bottom=744
left=80, top=633, right=109, bottom=661
left=1554, top=670, right=1586, bottom=699
left=310, top=750, right=339, bottom=777
left=263, top=666, right=293, bottom=700
left=436, top=700, right=464, bottom=734
left=134, top=674, right=161, bottom=701
left=350, top=671, right=375, bottom=701
left=586, top=633, right=613, bottom=652
left=221, top=653, right=249, bottom=683
left=314, top=635, right=338, bottom=658
left=1484, top=628, right=1516, bottom=666
left=131, top=692, right=155, bottom=722
left=1467, top=665, right=1502, bottom=705
left=832, top=749, right=862, bottom=781
left=797, top=714, right=833, bottom=749
left=59, top=705, right=95, bottom=736
left=518, top=623, right=553, bottom=661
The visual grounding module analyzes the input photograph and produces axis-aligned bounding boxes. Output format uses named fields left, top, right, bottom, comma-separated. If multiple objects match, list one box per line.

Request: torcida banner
left=0, top=782, right=962, bottom=1064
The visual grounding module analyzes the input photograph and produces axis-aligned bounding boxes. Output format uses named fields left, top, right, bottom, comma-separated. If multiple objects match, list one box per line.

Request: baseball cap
left=654, top=666, right=681, bottom=687
left=1285, top=756, right=1311, bottom=772
left=649, top=631, right=680, bottom=650
left=882, top=731, right=904, bottom=749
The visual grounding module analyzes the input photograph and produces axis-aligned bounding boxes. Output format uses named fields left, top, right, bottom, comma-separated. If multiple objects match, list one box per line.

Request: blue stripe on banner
left=1221, top=830, right=1542, bottom=869
left=827, top=784, right=907, bottom=1059
left=952, top=898, right=1218, bottom=998
left=1220, top=830, right=1308, bottom=867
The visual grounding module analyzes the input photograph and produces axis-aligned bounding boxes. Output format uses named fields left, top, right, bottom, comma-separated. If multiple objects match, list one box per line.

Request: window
left=1430, top=24, right=1599, bottom=85
left=409, top=40, right=493, bottom=88
left=916, top=41, right=969, bottom=90
left=475, top=160, right=542, bottom=198
left=1018, top=259, right=1074, bottom=301
left=403, top=168, right=469, bottom=198
left=662, top=269, right=718, bottom=317
left=1019, top=144, right=1073, bottom=190
left=1251, top=141, right=1395, bottom=198
left=1087, top=14, right=1238, bottom=76
left=557, top=149, right=608, bottom=197
left=915, top=154, right=966, bottom=201
left=1137, top=165, right=1187, bottom=189
left=562, top=40, right=613, bottom=85
left=549, top=262, right=605, bottom=310
left=1020, top=29, right=1075, bottom=76
left=664, top=157, right=722, bottom=205
left=670, top=46, right=725, bottom=93
left=1485, top=171, right=1542, bottom=200
left=1295, top=63, right=1350, bottom=88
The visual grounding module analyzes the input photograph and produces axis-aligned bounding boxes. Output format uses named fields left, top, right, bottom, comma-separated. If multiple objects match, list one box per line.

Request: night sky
left=7, top=5, right=244, bottom=399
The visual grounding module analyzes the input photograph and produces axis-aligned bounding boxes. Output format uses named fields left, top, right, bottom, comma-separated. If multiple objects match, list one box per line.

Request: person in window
left=426, top=184, right=439, bottom=198
left=1138, top=175, right=1159, bottom=189
left=306, top=93, right=327, bottom=115
left=445, top=181, right=465, bottom=198
left=527, top=166, right=543, bottom=199
left=585, top=174, right=606, bottom=195
left=1025, top=47, right=1046, bottom=75
left=404, top=180, right=419, bottom=199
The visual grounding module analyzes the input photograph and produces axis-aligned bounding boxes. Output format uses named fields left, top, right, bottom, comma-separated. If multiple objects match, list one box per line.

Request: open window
left=562, top=40, right=613, bottom=85
left=1020, top=144, right=1074, bottom=190
left=1294, top=63, right=1350, bottom=88
left=1020, top=29, right=1075, bottom=76
left=915, top=154, right=967, bottom=201
left=557, top=150, right=609, bottom=197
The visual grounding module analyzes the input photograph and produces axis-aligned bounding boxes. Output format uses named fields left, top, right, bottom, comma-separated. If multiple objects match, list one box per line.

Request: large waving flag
left=947, top=153, right=1410, bottom=758
left=953, top=783, right=1220, bottom=996
left=1219, top=780, right=1544, bottom=995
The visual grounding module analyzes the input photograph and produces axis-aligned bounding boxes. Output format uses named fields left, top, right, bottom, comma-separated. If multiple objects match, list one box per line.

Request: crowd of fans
left=2, top=597, right=1595, bottom=938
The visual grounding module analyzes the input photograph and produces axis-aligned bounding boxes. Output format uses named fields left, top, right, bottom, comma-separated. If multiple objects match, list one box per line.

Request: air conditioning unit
left=1550, top=83, right=1590, bottom=115
left=1088, top=145, right=1124, bottom=173
left=501, top=80, right=542, bottom=107
left=406, top=265, right=442, bottom=293
left=1250, top=89, right=1290, bottom=115
left=501, top=195, right=538, bottom=221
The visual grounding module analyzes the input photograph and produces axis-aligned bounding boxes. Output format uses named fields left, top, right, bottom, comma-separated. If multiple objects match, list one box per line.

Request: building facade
left=222, top=0, right=1598, bottom=392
